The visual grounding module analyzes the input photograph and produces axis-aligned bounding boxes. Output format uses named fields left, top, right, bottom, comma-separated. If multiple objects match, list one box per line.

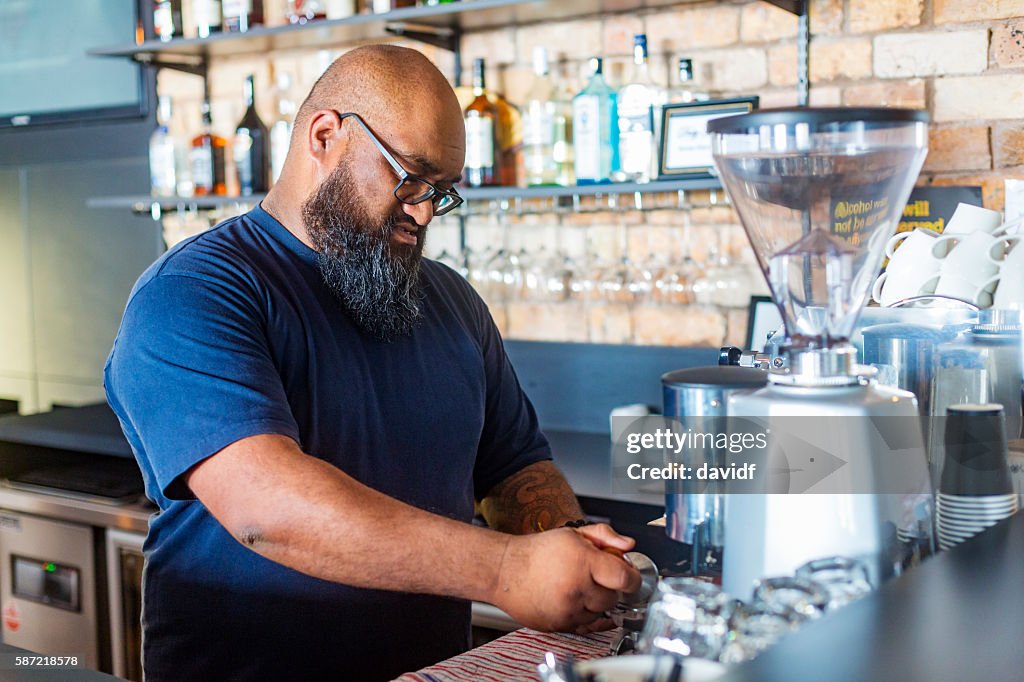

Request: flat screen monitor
left=0, top=0, right=146, bottom=128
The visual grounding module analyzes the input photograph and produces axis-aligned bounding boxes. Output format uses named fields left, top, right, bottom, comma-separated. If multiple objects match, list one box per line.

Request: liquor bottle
left=153, top=0, right=183, bottom=41
left=463, top=58, right=501, bottom=188
left=324, top=0, right=355, bottom=19
left=222, top=0, right=264, bottom=32
left=270, top=73, right=295, bottom=184
left=287, top=0, right=325, bottom=23
left=668, top=58, right=711, bottom=104
left=194, top=0, right=223, bottom=38
left=149, top=96, right=177, bottom=197
left=371, top=0, right=413, bottom=11
left=572, top=57, right=618, bottom=185
left=616, top=34, right=659, bottom=182
left=522, top=47, right=558, bottom=187
left=190, top=102, right=228, bottom=196
left=234, top=75, right=270, bottom=195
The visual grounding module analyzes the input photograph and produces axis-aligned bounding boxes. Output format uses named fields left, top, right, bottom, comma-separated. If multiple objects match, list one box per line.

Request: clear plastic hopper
left=709, top=108, right=928, bottom=363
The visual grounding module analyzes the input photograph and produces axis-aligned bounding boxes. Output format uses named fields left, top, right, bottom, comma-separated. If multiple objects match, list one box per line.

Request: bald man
left=105, top=45, right=639, bottom=681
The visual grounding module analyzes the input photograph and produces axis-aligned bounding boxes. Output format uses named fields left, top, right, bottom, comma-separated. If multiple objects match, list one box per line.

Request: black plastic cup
left=939, top=404, right=1014, bottom=497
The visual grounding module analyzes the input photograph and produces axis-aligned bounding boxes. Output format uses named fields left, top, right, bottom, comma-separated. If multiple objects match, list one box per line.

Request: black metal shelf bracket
left=132, top=53, right=208, bottom=80
left=762, top=0, right=810, bottom=106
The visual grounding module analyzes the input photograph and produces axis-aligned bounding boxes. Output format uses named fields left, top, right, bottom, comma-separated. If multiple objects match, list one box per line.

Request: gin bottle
left=572, top=57, right=618, bottom=185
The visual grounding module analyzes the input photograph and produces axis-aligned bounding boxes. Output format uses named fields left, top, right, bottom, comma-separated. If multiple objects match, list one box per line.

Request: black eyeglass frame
left=333, top=111, right=464, bottom=216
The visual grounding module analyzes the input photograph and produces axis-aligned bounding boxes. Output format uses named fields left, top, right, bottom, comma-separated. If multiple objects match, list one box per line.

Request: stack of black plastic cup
left=936, top=403, right=1019, bottom=550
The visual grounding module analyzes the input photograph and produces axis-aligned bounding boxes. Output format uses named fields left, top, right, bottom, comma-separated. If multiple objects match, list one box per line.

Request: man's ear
left=306, top=110, right=346, bottom=164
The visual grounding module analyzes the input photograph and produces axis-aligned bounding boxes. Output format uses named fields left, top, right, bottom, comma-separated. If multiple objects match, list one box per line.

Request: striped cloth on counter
left=393, top=628, right=618, bottom=682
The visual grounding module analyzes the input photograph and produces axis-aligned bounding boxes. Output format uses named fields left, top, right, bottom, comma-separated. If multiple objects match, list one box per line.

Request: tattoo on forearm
left=481, top=462, right=583, bottom=534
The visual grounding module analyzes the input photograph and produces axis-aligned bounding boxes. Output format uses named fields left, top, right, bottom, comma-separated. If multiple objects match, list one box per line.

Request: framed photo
left=657, top=97, right=759, bottom=179
left=745, top=295, right=783, bottom=352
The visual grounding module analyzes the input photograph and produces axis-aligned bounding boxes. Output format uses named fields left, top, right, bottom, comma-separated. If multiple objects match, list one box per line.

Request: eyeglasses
left=333, top=111, right=463, bottom=217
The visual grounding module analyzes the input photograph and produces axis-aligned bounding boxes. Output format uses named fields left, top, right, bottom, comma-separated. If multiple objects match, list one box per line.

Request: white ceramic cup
left=931, top=272, right=999, bottom=307
left=885, top=228, right=944, bottom=264
left=993, top=239, right=1024, bottom=310
left=987, top=236, right=1023, bottom=267
left=933, top=230, right=1005, bottom=286
left=943, top=203, right=1003, bottom=236
left=872, top=267, right=940, bottom=306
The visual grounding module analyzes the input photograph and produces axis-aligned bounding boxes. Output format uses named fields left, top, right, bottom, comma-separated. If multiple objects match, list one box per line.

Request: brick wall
left=157, top=0, right=1024, bottom=347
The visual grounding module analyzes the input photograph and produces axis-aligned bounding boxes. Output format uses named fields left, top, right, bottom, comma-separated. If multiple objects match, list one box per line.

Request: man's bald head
left=295, top=44, right=462, bottom=140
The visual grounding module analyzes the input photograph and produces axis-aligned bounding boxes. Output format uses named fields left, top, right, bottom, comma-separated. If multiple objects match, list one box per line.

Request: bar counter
left=402, top=512, right=1024, bottom=681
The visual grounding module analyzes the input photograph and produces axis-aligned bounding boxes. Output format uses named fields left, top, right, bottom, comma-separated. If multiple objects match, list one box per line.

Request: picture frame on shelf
left=657, top=97, right=759, bottom=180
left=745, top=295, right=783, bottom=352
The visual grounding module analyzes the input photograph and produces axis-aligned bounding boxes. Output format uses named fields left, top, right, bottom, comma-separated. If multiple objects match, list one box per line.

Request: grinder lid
left=707, top=106, right=929, bottom=134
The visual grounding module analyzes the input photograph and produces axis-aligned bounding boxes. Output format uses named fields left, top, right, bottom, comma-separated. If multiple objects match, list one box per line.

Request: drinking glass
left=636, top=578, right=734, bottom=660
left=751, top=577, right=828, bottom=623
left=718, top=601, right=797, bottom=664
left=794, top=557, right=873, bottom=611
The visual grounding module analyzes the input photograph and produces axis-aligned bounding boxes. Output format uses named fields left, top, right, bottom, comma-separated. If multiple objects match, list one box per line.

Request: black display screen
left=11, top=554, right=81, bottom=612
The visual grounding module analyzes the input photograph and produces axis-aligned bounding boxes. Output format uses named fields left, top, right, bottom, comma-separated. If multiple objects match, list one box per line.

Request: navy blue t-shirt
left=104, top=205, right=551, bottom=681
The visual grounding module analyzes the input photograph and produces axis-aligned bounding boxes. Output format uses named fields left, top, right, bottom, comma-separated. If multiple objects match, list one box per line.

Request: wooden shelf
left=89, top=0, right=777, bottom=69
left=86, top=177, right=724, bottom=217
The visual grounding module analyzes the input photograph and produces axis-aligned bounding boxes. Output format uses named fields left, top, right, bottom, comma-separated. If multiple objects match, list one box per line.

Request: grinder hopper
left=708, top=108, right=928, bottom=374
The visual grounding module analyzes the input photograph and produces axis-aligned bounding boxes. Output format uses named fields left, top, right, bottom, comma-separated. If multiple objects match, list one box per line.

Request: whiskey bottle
left=463, top=58, right=501, bottom=187
left=234, top=75, right=270, bottom=195
left=190, top=102, right=228, bottom=196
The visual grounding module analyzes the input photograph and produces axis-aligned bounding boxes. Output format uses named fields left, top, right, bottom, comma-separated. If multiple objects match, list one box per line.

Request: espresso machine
left=693, top=108, right=936, bottom=599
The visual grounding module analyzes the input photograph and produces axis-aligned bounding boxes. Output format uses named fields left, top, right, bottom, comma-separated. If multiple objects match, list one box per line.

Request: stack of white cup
left=873, top=204, right=1019, bottom=308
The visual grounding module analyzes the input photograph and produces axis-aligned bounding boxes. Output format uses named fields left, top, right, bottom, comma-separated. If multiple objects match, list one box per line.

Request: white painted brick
left=874, top=30, right=989, bottom=78
left=934, top=74, right=1024, bottom=121
left=702, top=48, right=769, bottom=92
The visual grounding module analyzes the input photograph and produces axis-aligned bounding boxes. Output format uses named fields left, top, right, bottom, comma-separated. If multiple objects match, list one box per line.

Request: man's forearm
left=187, top=434, right=509, bottom=604
left=479, top=460, right=584, bottom=534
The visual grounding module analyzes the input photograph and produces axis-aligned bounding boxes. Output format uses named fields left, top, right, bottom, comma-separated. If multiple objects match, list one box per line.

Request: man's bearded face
left=301, top=159, right=426, bottom=342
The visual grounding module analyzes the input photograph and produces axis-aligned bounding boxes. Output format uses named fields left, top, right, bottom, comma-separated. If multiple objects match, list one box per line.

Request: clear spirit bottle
left=522, top=47, right=558, bottom=186
left=616, top=34, right=659, bottom=182
left=572, top=57, right=618, bottom=185
left=149, top=96, right=177, bottom=197
left=270, top=73, right=295, bottom=185
left=668, top=58, right=712, bottom=104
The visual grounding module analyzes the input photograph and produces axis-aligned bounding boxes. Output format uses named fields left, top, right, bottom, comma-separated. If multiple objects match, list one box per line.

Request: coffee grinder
left=705, top=108, right=935, bottom=598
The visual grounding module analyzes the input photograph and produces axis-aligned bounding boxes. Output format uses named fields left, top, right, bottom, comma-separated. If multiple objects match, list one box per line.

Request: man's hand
left=491, top=527, right=641, bottom=634
left=573, top=523, right=636, bottom=557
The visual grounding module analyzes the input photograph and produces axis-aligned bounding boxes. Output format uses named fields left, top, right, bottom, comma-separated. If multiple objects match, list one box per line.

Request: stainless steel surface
left=661, top=367, right=766, bottom=569
left=772, top=346, right=859, bottom=386
left=0, top=511, right=100, bottom=668
left=619, top=552, right=658, bottom=608
left=106, top=530, right=144, bottom=681
left=0, top=487, right=151, bottom=534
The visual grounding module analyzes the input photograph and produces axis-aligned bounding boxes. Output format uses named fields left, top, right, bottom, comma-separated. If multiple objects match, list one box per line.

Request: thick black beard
left=301, top=163, right=425, bottom=342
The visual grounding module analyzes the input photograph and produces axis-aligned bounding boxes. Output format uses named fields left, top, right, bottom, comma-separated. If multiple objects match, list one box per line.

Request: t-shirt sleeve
left=105, top=272, right=300, bottom=501
left=470, top=296, right=553, bottom=501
